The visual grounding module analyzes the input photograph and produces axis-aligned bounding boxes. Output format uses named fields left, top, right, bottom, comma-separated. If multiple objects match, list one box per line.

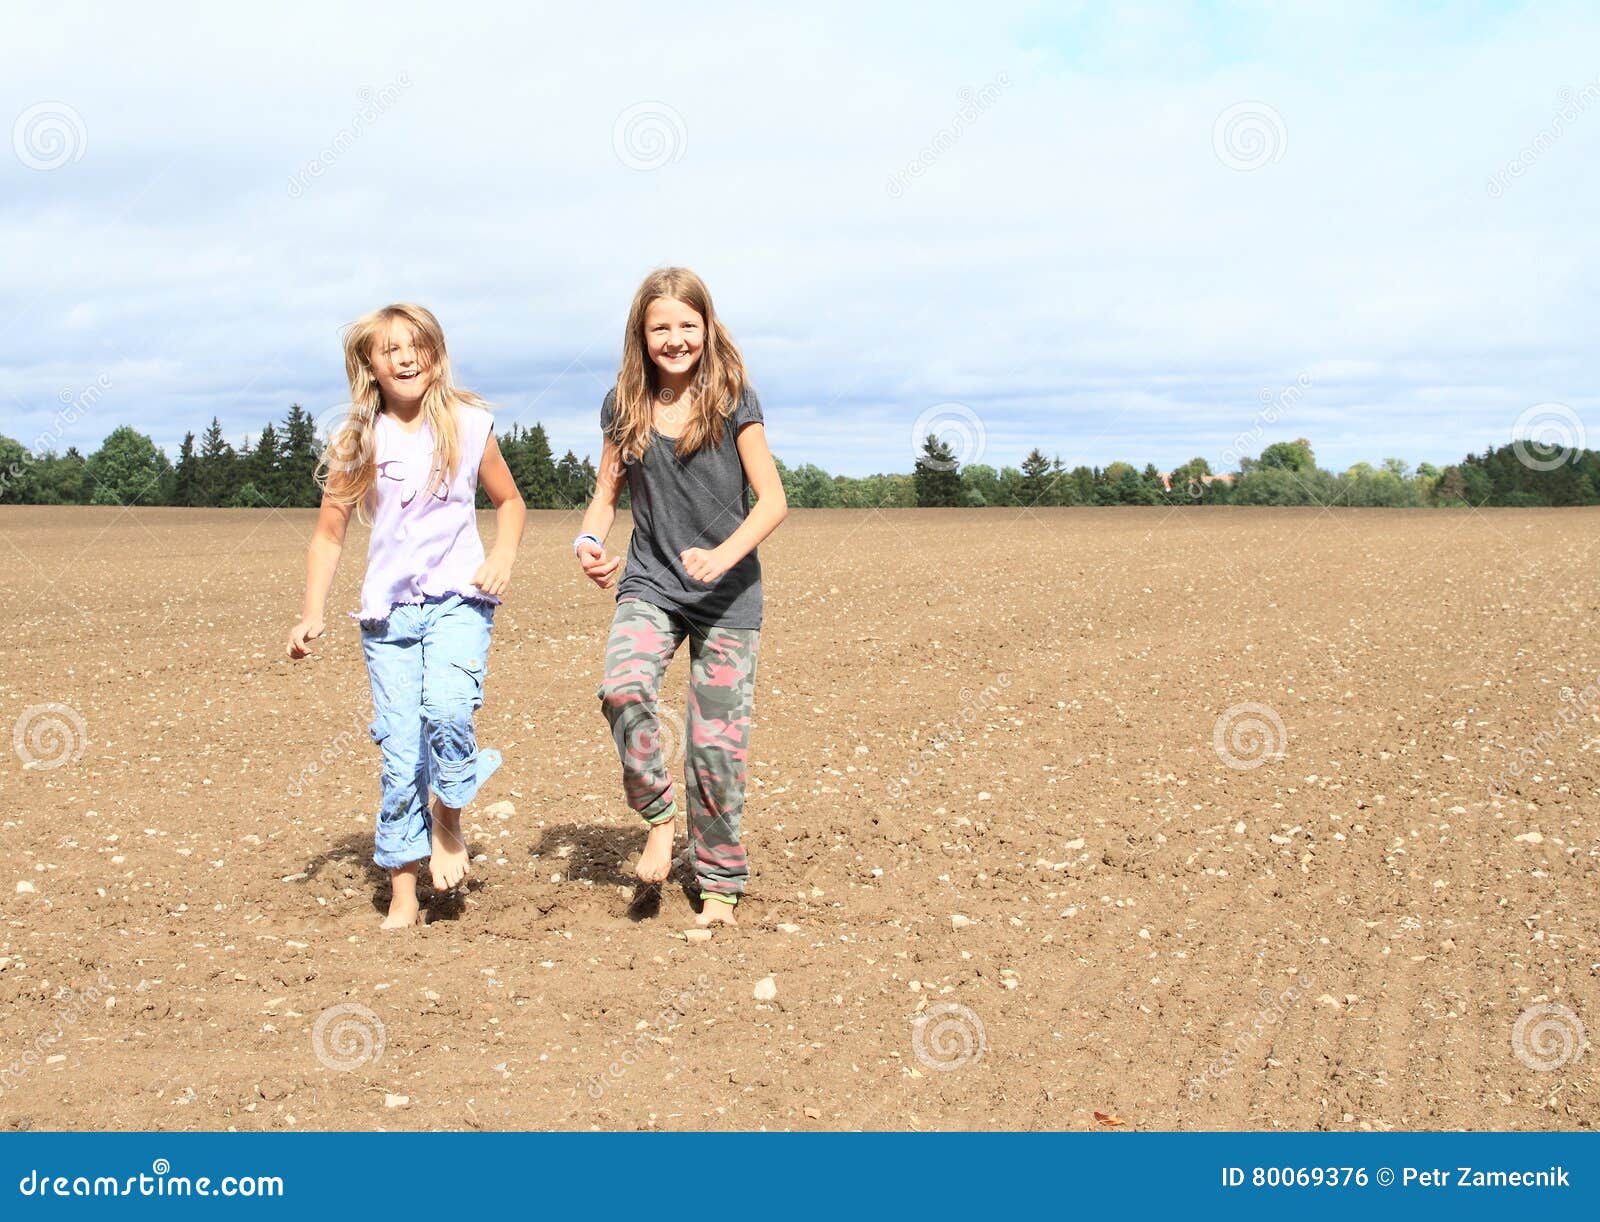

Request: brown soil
left=1, top=506, right=1596, bottom=1131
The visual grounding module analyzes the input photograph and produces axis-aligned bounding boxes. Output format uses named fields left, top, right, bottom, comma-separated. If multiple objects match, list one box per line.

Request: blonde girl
left=575, top=267, right=787, bottom=929
left=286, top=304, right=525, bottom=929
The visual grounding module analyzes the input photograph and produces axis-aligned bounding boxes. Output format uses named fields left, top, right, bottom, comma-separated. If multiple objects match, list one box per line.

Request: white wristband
left=573, top=532, right=602, bottom=556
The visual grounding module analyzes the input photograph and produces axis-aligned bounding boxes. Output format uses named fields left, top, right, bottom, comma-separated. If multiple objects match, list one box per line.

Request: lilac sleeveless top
left=355, top=405, right=498, bottom=624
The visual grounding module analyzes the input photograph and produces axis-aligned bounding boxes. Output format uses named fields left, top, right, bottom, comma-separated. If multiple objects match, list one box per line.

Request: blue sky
left=2, top=0, right=1595, bottom=476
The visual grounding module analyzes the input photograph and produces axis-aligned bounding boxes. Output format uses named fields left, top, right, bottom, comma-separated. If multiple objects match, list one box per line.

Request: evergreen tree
left=172, top=431, right=200, bottom=507
left=554, top=450, right=589, bottom=508
left=279, top=404, right=320, bottom=507
left=198, top=417, right=237, bottom=507
left=913, top=433, right=962, bottom=506
left=505, top=422, right=557, bottom=507
left=247, top=423, right=282, bottom=504
left=1019, top=448, right=1052, bottom=506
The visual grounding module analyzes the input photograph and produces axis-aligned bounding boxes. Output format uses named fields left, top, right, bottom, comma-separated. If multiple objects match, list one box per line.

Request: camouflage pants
left=598, top=597, right=760, bottom=898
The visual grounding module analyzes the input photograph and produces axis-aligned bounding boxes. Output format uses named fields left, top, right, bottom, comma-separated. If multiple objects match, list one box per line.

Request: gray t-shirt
left=601, top=386, right=765, bottom=629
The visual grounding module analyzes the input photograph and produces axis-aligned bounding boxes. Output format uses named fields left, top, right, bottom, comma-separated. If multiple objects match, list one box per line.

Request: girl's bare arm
left=287, top=497, right=354, bottom=658
left=576, top=438, right=626, bottom=588
left=471, top=432, right=526, bottom=598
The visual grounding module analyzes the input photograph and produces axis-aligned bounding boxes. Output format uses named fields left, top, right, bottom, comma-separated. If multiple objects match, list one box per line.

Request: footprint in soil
left=535, top=822, right=704, bottom=924
left=296, top=832, right=481, bottom=922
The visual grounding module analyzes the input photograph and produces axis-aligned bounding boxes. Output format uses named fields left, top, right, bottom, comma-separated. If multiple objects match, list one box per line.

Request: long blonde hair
left=610, top=267, right=747, bottom=462
left=318, top=303, right=489, bottom=518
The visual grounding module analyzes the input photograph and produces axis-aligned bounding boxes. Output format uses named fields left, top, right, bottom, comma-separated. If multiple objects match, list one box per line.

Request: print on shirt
left=376, top=457, right=448, bottom=510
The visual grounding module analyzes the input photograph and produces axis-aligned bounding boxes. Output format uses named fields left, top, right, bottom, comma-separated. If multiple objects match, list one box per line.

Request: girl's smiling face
left=643, top=295, right=704, bottom=381
left=367, top=318, right=429, bottom=407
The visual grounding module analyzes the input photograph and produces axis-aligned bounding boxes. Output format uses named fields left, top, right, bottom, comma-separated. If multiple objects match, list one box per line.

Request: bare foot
left=429, top=799, right=470, bottom=891
left=694, top=899, right=738, bottom=928
left=635, top=818, right=676, bottom=885
left=381, top=863, right=421, bottom=930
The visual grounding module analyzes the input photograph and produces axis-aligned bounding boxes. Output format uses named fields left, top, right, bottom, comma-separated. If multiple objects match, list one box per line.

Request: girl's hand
left=287, top=616, right=324, bottom=660
left=680, top=546, right=732, bottom=585
left=578, top=540, right=623, bottom=589
left=472, top=552, right=514, bottom=598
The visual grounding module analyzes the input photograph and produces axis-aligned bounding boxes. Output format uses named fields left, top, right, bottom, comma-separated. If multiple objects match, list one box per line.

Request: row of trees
left=3, top=412, right=1596, bottom=511
left=887, top=434, right=1600, bottom=509
left=0, top=405, right=598, bottom=510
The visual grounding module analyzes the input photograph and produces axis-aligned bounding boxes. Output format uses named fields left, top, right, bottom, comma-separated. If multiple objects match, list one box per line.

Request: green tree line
left=0, top=405, right=598, bottom=509
left=885, top=434, right=1600, bottom=509
left=1, top=413, right=1595, bottom=511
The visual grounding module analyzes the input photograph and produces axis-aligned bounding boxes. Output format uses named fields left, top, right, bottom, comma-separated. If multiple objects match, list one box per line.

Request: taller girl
left=287, top=304, right=524, bottom=929
left=575, top=268, right=787, bottom=928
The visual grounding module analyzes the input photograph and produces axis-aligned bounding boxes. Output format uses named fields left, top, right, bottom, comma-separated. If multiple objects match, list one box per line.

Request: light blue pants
left=361, top=594, right=501, bottom=870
